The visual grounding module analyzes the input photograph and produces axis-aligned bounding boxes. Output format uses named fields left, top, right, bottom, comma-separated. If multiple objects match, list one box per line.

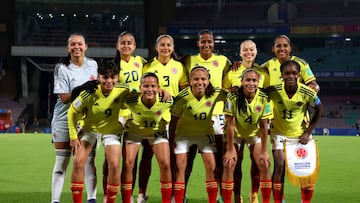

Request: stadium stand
left=0, top=97, right=26, bottom=131
left=294, top=1, right=360, bottom=24
left=318, top=95, right=360, bottom=130
left=300, top=47, right=360, bottom=71
left=171, top=1, right=360, bottom=26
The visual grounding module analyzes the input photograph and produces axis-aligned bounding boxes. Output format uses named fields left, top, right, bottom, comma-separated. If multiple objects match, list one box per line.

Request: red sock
left=206, top=180, right=218, bottom=203
left=121, top=181, right=133, bottom=203
left=221, top=181, right=233, bottom=203
left=260, top=180, right=272, bottom=203
left=71, top=181, right=84, bottom=203
left=106, top=183, right=119, bottom=203
left=273, top=181, right=284, bottom=203
left=174, top=182, right=185, bottom=203
left=301, top=187, right=314, bottom=203
left=161, top=181, right=172, bottom=203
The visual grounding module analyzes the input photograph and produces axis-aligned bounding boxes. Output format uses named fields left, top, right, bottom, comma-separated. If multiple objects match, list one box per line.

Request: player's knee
left=107, top=161, right=120, bottom=172
left=158, top=160, right=171, bottom=171
left=124, top=159, right=136, bottom=169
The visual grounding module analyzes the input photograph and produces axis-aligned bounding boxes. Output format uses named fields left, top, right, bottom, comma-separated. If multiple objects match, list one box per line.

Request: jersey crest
left=206, top=101, right=212, bottom=107
left=212, top=60, right=219, bottom=67
left=134, top=62, right=140, bottom=68
left=255, top=105, right=262, bottom=112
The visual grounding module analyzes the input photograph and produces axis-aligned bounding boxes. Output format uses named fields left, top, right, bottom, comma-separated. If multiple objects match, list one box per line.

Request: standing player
left=263, top=35, right=320, bottom=202
left=121, top=72, right=173, bottom=203
left=102, top=31, right=146, bottom=202
left=68, top=60, right=130, bottom=203
left=136, top=34, right=188, bottom=203
left=222, top=69, right=272, bottom=203
left=267, top=60, right=322, bottom=203
left=181, top=29, right=231, bottom=201
left=143, top=34, right=188, bottom=96
left=51, top=33, right=97, bottom=203
left=256, top=35, right=320, bottom=203
left=261, top=35, right=319, bottom=91
left=223, top=39, right=269, bottom=203
left=115, top=31, right=147, bottom=120
left=170, top=66, right=228, bottom=203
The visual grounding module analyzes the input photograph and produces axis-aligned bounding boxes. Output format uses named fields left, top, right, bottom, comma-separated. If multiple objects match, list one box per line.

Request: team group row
left=50, top=30, right=322, bottom=203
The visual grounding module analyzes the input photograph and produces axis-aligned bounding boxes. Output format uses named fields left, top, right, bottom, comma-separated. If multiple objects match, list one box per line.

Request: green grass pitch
left=0, top=134, right=359, bottom=202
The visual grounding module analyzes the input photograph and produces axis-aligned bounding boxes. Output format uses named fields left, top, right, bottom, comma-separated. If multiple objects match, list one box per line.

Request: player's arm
left=258, top=118, right=270, bottom=168
left=223, top=115, right=237, bottom=167
left=306, top=80, right=320, bottom=93
left=222, top=58, right=232, bottom=81
left=219, top=88, right=230, bottom=101
left=71, top=80, right=99, bottom=102
left=179, top=83, right=189, bottom=90
left=222, top=57, right=232, bottom=73
left=259, top=61, right=269, bottom=74
left=67, top=104, right=81, bottom=141
left=299, top=60, right=319, bottom=92
left=300, top=96, right=323, bottom=144
left=55, top=71, right=72, bottom=104
left=68, top=91, right=91, bottom=153
left=159, top=88, right=172, bottom=102
left=68, top=90, right=92, bottom=141
left=59, top=93, right=72, bottom=104
left=67, top=102, right=82, bottom=154
left=230, top=60, right=241, bottom=71
left=179, top=64, right=189, bottom=90
left=222, top=73, right=239, bottom=94
left=179, top=54, right=191, bottom=78
left=140, top=56, right=148, bottom=64
left=53, top=64, right=70, bottom=104
left=169, top=94, right=184, bottom=147
left=168, top=115, right=179, bottom=149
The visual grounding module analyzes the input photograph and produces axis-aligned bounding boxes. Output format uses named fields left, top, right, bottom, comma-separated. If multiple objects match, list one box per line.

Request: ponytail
left=60, top=53, right=71, bottom=66
left=236, top=86, right=247, bottom=114
left=114, top=50, right=121, bottom=66
left=205, top=82, right=215, bottom=98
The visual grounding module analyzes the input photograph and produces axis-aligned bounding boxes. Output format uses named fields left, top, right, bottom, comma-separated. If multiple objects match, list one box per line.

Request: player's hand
left=223, top=148, right=237, bottom=168
left=259, top=151, right=271, bottom=169
left=82, top=80, right=99, bottom=93
left=230, top=61, right=242, bottom=71
left=71, top=80, right=99, bottom=101
left=70, top=139, right=81, bottom=155
left=230, top=86, right=239, bottom=94
left=299, top=131, right=311, bottom=144
left=159, top=89, right=171, bottom=102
